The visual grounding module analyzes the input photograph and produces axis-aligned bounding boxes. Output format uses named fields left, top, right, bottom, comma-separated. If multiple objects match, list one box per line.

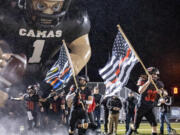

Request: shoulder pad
left=62, top=10, right=90, bottom=43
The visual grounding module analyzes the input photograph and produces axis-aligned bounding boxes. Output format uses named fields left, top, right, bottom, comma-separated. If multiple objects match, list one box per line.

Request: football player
left=47, top=91, right=66, bottom=127
left=126, top=67, right=164, bottom=135
left=0, top=0, right=91, bottom=105
left=11, top=85, right=40, bottom=130
left=66, top=75, right=93, bottom=135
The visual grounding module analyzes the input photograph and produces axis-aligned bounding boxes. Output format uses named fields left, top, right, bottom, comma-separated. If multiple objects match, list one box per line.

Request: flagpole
left=117, top=24, right=161, bottom=95
left=62, top=40, right=86, bottom=109
left=62, top=40, right=79, bottom=89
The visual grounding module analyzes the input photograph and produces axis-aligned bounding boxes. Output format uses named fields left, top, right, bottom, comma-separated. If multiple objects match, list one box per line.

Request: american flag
left=99, top=31, right=138, bottom=96
left=45, top=44, right=72, bottom=91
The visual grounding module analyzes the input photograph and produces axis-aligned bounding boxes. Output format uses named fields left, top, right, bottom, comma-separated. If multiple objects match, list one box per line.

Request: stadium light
left=173, top=87, right=178, bottom=95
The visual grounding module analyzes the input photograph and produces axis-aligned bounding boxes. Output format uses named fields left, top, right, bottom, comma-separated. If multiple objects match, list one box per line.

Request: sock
left=126, top=128, right=133, bottom=135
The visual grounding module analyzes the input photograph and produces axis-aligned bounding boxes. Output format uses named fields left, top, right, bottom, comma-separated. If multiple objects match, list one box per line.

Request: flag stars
left=112, top=32, right=129, bottom=58
left=58, top=46, right=68, bottom=68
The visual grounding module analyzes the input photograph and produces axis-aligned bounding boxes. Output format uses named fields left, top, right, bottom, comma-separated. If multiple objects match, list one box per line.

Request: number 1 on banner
left=28, top=40, right=45, bottom=63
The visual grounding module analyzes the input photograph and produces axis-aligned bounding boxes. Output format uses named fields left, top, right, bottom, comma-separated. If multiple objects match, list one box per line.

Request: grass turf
left=101, top=122, right=180, bottom=135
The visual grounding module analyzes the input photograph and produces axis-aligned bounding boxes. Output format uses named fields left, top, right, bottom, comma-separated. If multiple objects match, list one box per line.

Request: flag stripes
left=99, top=31, right=138, bottom=96
left=45, top=45, right=72, bottom=91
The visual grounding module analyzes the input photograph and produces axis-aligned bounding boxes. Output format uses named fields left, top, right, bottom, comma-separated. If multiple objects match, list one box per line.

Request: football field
left=101, top=122, right=180, bottom=135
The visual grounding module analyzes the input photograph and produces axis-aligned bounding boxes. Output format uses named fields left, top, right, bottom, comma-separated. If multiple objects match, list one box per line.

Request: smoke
left=0, top=116, right=26, bottom=135
left=0, top=71, right=99, bottom=135
left=0, top=115, right=69, bottom=135
left=0, top=85, right=70, bottom=135
left=85, top=130, right=97, bottom=135
left=24, top=125, right=69, bottom=135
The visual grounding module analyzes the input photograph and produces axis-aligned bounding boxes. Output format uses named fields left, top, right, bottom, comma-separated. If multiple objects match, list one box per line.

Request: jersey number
left=28, top=40, right=45, bottom=63
left=145, top=90, right=157, bottom=102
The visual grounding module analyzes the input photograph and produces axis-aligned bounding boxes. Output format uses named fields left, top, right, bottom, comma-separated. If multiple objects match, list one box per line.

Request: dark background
left=79, top=0, right=180, bottom=104
left=2, top=0, right=180, bottom=104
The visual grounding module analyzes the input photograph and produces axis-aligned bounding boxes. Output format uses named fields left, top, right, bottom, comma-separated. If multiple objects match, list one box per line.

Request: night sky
left=77, top=0, right=180, bottom=97
left=1, top=0, right=180, bottom=102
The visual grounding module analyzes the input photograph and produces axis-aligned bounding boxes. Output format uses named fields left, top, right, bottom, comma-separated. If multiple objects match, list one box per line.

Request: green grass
left=101, top=122, right=180, bottom=135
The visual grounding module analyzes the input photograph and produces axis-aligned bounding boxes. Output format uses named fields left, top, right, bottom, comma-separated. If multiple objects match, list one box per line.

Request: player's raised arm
left=138, top=75, right=152, bottom=94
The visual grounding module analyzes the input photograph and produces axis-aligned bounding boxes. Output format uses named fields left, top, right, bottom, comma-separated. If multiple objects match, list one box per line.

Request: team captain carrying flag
left=99, top=25, right=174, bottom=135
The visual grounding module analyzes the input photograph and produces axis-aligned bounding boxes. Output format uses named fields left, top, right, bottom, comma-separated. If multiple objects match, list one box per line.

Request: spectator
left=107, top=95, right=122, bottom=135
left=158, top=89, right=176, bottom=135
left=101, top=96, right=111, bottom=134
left=93, top=86, right=102, bottom=129
left=123, top=91, right=138, bottom=133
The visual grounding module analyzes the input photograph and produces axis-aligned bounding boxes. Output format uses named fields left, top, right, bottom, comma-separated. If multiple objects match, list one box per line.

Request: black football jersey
left=69, top=85, right=92, bottom=109
left=48, top=96, right=64, bottom=113
left=0, top=5, right=90, bottom=83
left=138, top=79, right=164, bottom=108
left=24, top=94, right=39, bottom=111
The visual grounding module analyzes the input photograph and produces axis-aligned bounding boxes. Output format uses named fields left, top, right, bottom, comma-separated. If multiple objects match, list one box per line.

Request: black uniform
left=77, top=119, right=98, bottom=135
left=24, top=94, right=39, bottom=129
left=48, top=96, right=64, bottom=120
left=0, top=2, right=90, bottom=89
left=127, top=78, right=164, bottom=135
left=68, top=85, right=91, bottom=133
left=39, top=99, right=50, bottom=130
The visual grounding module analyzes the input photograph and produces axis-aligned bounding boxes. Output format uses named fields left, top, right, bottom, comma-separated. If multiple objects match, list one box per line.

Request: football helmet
left=78, top=75, right=89, bottom=87
left=18, top=0, right=72, bottom=28
left=27, top=85, right=36, bottom=94
left=147, top=67, right=160, bottom=75
left=78, top=75, right=89, bottom=82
